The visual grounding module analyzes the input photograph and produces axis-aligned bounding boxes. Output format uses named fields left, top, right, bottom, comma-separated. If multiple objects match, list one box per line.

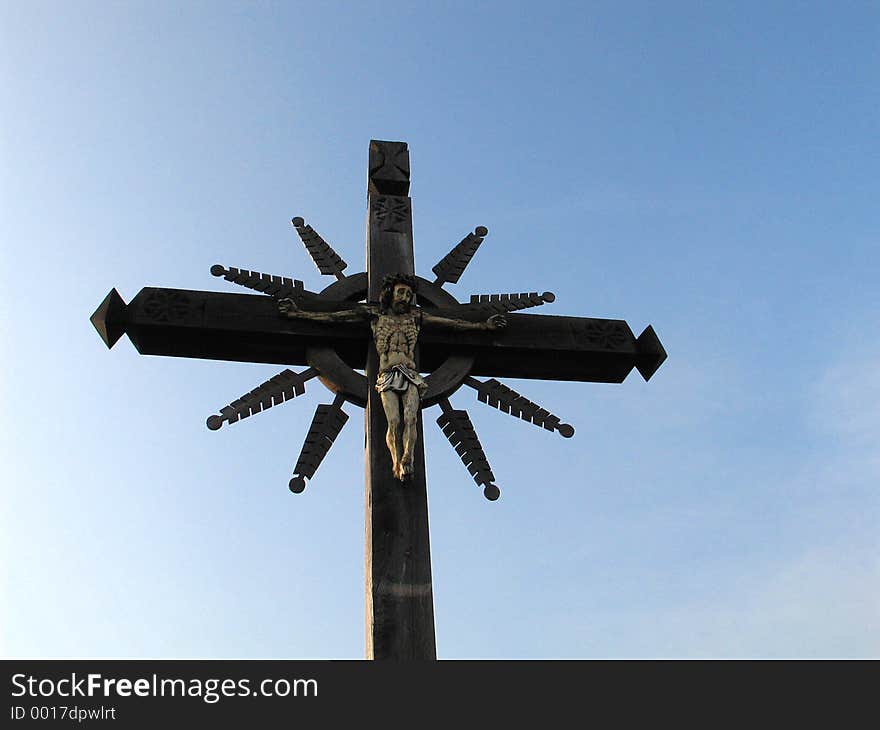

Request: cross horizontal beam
left=93, top=287, right=666, bottom=384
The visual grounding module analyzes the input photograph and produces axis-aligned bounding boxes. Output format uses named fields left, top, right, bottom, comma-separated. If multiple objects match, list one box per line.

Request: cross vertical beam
left=364, top=140, right=436, bottom=659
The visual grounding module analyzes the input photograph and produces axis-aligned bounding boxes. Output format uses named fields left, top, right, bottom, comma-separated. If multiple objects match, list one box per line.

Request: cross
left=91, top=139, right=666, bottom=660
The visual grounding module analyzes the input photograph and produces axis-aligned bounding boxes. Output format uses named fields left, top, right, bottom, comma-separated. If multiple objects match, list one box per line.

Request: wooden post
left=364, top=140, right=437, bottom=659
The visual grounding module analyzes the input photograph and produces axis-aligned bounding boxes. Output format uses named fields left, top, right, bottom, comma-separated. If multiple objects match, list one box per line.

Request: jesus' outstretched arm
left=278, top=297, right=373, bottom=324
left=420, top=311, right=507, bottom=332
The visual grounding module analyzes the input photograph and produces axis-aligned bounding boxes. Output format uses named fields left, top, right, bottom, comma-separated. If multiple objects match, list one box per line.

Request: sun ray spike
left=206, top=368, right=318, bottom=431
left=291, top=217, right=348, bottom=280
left=289, top=394, right=349, bottom=493
left=431, top=226, right=488, bottom=286
left=429, top=291, right=555, bottom=320
left=466, top=291, right=555, bottom=315
left=210, top=264, right=317, bottom=300
left=436, top=398, right=500, bottom=501
left=464, top=376, right=575, bottom=438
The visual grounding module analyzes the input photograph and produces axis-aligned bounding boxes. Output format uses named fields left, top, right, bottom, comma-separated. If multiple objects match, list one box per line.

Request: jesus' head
left=380, top=273, right=417, bottom=314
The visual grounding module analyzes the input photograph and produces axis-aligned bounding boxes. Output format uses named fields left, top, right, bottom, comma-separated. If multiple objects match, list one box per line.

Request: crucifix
left=91, top=139, right=666, bottom=660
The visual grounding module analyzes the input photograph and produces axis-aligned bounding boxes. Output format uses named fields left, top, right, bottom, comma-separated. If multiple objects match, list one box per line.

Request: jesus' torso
left=371, top=311, right=421, bottom=372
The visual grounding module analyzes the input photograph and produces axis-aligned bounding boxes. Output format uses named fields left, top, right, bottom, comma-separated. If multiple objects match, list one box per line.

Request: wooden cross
left=91, top=139, right=666, bottom=660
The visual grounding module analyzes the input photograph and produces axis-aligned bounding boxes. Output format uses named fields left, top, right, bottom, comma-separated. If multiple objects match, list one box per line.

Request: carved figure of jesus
left=279, top=274, right=505, bottom=481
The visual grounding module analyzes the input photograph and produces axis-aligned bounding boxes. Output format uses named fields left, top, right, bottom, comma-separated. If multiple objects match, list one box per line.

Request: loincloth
left=375, top=364, right=428, bottom=394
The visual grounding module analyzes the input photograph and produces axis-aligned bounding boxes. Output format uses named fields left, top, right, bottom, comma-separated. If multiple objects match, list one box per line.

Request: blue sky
left=2, top=1, right=877, bottom=658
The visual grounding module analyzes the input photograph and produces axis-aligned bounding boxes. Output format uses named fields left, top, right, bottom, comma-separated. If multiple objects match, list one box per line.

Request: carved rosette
left=580, top=320, right=628, bottom=349
left=372, top=195, right=411, bottom=233
left=142, top=291, right=190, bottom=322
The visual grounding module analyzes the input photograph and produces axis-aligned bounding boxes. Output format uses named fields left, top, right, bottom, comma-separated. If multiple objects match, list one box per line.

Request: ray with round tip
left=291, top=216, right=348, bottom=280
left=436, top=398, right=500, bottom=501
left=464, top=376, right=575, bottom=438
left=206, top=368, right=318, bottom=431
left=431, top=226, right=488, bottom=286
left=289, top=394, right=349, bottom=493
left=210, top=264, right=316, bottom=300
left=429, top=290, right=555, bottom=319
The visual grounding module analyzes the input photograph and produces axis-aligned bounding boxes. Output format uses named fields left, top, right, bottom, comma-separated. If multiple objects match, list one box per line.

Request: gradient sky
left=2, top=1, right=878, bottom=658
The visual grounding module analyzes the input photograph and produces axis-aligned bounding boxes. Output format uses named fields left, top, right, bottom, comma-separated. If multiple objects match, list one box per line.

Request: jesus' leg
left=400, top=385, right=420, bottom=480
left=380, top=390, right=404, bottom=480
